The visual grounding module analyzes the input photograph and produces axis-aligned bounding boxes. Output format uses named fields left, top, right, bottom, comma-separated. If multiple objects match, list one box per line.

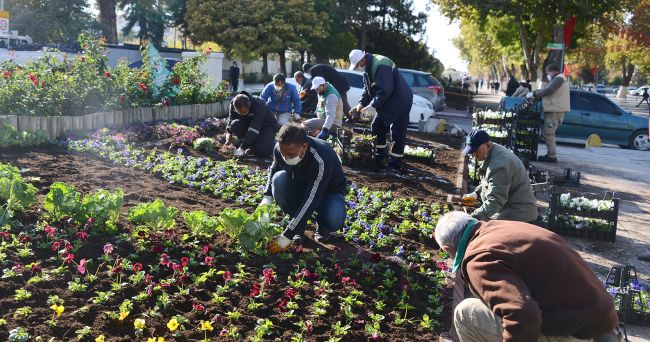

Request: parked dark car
left=505, top=90, right=649, bottom=150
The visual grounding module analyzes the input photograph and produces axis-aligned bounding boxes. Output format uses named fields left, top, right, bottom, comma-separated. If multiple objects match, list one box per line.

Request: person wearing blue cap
left=463, top=129, right=538, bottom=222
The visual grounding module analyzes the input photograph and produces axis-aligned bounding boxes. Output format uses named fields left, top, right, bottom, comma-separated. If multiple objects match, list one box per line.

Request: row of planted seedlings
left=0, top=158, right=451, bottom=341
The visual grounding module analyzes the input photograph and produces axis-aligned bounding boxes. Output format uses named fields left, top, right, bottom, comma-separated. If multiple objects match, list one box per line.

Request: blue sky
left=413, top=0, right=468, bottom=72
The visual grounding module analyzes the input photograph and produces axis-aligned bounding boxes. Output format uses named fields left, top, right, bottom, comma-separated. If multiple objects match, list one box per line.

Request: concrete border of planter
left=0, top=101, right=230, bottom=140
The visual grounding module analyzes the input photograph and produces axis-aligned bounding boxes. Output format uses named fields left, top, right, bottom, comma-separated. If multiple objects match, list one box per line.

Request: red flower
left=192, top=302, right=204, bottom=312
left=181, top=257, right=190, bottom=267
left=43, top=225, right=56, bottom=238
left=19, top=235, right=30, bottom=243
left=2, top=70, right=10, bottom=78
left=204, top=256, right=214, bottom=266
left=222, top=270, right=232, bottom=282
left=436, top=261, right=449, bottom=272
left=64, top=240, right=73, bottom=252
left=64, top=253, right=75, bottom=264
left=51, top=241, right=61, bottom=251
left=104, top=71, right=111, bottom=78
left=249, top=283, right=260, bottom=298
left=399, top=278, right=410, bottom=292
left=284, top=288, right=298, bottom=299
left=262, top=268, right=275, bottom=285
left=139, top=83, right=147, bottom=92
left=77, top=258, right=87, bottom=274
left=160, top=253, right=169, bottom=266
left=294, top=245, right=304, bottom=254
left=133, top=263, right=143, bottom=272
left=75, top=231, right=88, bottom=241
left=163, top=99, right=169, bottom=107
left=277, top=299, right=288, bottom=312
left=31, top=263, right=42, bottom=274
left=145, top=274, right=154, bottom=284
left=80, top=56, right=85, bottom=62
left=28, top=73, right=37, bottom=82
left=203, top=244, right=212, bottom=255
left=172, top=75, right=180, bottom=85
left=172, top=263, right=182, bottom=273
left=119, top=95, right=126, bottom=102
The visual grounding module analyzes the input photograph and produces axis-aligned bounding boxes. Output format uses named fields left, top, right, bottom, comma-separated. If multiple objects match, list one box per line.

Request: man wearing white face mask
left=260, top=73, right=302, bottom=125
left=261, top=123, right=348, bottom=253
left=527, top=64, right=570, bottom=163
left=348, top=49, right=413, bottom=171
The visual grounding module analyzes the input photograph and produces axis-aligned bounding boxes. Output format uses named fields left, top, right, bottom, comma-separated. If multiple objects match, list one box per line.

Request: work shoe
left=537, top=155, right=557, bottom=163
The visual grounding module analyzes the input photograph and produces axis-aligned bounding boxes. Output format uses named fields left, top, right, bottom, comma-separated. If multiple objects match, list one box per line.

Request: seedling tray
left=546, top=191, right=619, bottom=242
left=553, top=168, right=581, bottom=187
left=404, top=144, right=436, bottom=165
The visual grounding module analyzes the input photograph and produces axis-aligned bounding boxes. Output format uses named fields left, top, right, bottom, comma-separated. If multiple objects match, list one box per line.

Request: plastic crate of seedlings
left=528, top=166, right=552, bottom=195
left=335, top=128, right=375, bottom=169
left=604, top=265, right=650, bottom=327
left=472, top=109, right=515, bottom=127
left=547, top=190, right=619, bottom=242
left=404, top=144, right=436, bottom=165
left=552, top=168, right=581, bottom=187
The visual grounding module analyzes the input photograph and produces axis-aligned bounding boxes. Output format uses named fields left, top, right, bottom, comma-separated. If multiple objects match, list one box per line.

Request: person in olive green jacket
left=462, top=130, right=538, bottom=222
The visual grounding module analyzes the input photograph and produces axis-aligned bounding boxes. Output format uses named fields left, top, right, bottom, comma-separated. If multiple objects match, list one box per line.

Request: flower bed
left=0, top=145, right=454, bottom=341
left=546, top=192, right=619, bottom=242
left=0, top=35, right=229, bottom=118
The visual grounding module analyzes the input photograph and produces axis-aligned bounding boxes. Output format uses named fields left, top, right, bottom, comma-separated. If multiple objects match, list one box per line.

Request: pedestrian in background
left=637, top=88, right=649, bottom=108
left=229, top=61, right=240, bottom=93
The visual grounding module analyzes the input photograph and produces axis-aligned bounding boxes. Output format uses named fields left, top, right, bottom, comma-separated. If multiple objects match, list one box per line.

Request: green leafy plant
left=128, top=199, right=178, bottom=232
left=43, top=182, right=83, bottom=223
left=0, top=162, right=37, bottom=225
left=217, top=205, right=282, bottom=251
left=192, top=137, right=215, bottom=152
left=81, top=189, right=124, bottom=233
left=183, top=210, right=220, bottom=238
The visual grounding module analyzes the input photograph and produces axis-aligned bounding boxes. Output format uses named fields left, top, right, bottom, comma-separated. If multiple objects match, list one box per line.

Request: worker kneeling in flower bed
left=436, top=211, right=622, bottom=342
left=223, top=92, right=280, bottom=157
left=463, top=129, right=538, bottom=223
left=262, top=123, right=348, bottom=253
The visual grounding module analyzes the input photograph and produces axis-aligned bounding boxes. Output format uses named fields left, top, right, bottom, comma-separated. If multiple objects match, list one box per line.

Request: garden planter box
left=546, top=191, right=619, bottom=242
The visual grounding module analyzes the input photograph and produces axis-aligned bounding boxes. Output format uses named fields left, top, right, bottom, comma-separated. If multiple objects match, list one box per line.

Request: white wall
left=0, top=50, right=66, bottom=65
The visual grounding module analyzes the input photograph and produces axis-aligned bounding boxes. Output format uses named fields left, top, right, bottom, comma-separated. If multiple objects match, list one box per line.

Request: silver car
left=399, top=69, right=446, bottom=111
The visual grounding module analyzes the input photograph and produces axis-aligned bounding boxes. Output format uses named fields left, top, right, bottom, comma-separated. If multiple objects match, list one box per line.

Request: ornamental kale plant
left=0, top=162, right=37, bottom=225
left=183, top=210, right=221, bottom=238
left=217, top=206, right=282, bottom=252
left=128, top=199, right=178, bottom=232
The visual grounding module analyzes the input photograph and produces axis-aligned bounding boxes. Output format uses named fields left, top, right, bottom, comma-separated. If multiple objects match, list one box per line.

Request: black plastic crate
left=546, top=191, right=619, bottom=242
left=553, top=168, right=581, bottom=187
left=624, top=289, right=650, bottom=327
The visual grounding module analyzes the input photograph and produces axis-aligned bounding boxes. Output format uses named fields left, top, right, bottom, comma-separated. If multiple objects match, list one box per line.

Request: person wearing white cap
left=348, top=49, right=413, bottom=171
left=301, top=77, right=344, bottom=140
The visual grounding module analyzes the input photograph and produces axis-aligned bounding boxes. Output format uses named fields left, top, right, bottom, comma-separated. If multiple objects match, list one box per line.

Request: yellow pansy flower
left=50, top=304, right=64, bottom=317
left=200, top=320, right=214, bottom=332
left=95, top=335, right=105, bottom=342
left=167, top=317, right=179, bottom=331
left=134, top=318, right=146, bottom=330
left=119, top=310, right=130, bottom=321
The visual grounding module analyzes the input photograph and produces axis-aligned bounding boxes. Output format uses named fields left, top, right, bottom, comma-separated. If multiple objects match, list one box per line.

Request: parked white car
left=287, top=70, right=435, bottom=126
left=632, top=85, right=649, bottom=96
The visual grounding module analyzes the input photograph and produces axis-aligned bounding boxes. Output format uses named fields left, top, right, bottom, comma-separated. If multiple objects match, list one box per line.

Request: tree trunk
left=617, top=60, right=635, bottom=98
left=360, top=0, right=369, bottom=50
left=262, top=54, right=269, bottom=83
left=98, top=0, right=118, bottom=44
left=278, top=50, right=287, bottom=75
left=517, top=19, right=541, bottom=83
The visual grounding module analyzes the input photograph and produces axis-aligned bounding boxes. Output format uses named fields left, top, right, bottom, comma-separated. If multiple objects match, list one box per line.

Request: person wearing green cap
left=434, top=211, right=621, bottom=342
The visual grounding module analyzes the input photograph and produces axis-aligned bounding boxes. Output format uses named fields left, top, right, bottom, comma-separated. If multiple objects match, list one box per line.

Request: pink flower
left=172, top=263, right=182, bottom=273
left=249, top=283, right=260, bottom=298
left=51, top=241, right=61, bottom=251
left=76, top=231, right=88, bottom=241
left=204, top=256, right=214, bottom=266
left=65, top=253, right=75, bottom=264
left=160, top=253, right=170, bottom=266
left=86, top=217, right=95, bottom=226
left=43, top=225, right=56, bottom=238
left=103, top=243, right=113, bottom=255
left=262, top=268, right=275, bottom=285
left=145, top=274, right=154, bottom=284
left=192, top=302, right=204, bottom=312
left=133, top=263, right=143, bottom=272
left=277, top=299, right=288, bottom=312
left=77, top=258, right=87, bottom=274
left=203, top=244, right=212, bottom=255
left=222, top=270, right=232, bottom=282
left=181, top=257, right=190, bottom=267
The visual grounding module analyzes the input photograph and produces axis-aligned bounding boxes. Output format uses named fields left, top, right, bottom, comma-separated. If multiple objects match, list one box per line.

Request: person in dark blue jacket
left=260, top=123, right=348, bottom=253
left=223, top=92, right=279, bottom=157
left=348, top=49, right=413, bottom=171
left=260, top=73, right=302, bottom=125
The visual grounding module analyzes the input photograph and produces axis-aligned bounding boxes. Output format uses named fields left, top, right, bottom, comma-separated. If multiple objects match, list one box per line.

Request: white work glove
left=234, top=147, right=245, bottom=156
left=361, top=105, right=377, bottom=117
left=525, top=92, right=534, bottom=99
left=293, top=113, right=302, bottom=121
left=462, top=192, right=478, bottom=200
left=267, top=234, right=292, bottom=254
left=259, top=196, right=273, bottom=206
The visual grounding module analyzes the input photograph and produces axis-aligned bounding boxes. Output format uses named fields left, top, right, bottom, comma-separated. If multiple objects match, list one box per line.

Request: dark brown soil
left=0, top=136, right=460, bottom=341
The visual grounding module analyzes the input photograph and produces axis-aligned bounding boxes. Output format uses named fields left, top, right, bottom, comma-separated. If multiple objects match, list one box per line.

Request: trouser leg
left=302, top=118, right=325, bottom=137
left=371, top=116, right=390, bottom=164
left=271, top=171, right=299, bottom=216
left=387, top=107, right=411, bottom=169
left=315, top=193, right=346, bottom=233
left=341, top=92, right=352, bottom=119
left=227, top=119, right=248, bottom=140
left=454, top=298, right=503, bottom=342
left=250, top=126, right=277, bottom=158
left=543, top=112, right=564, bottom=159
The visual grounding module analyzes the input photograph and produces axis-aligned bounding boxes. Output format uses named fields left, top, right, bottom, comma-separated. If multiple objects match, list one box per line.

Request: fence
left=0, top=101, right=230, bottom=140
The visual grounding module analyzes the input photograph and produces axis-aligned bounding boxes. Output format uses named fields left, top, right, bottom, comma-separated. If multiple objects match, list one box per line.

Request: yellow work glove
left=267, top=235, right=292, bottom=254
